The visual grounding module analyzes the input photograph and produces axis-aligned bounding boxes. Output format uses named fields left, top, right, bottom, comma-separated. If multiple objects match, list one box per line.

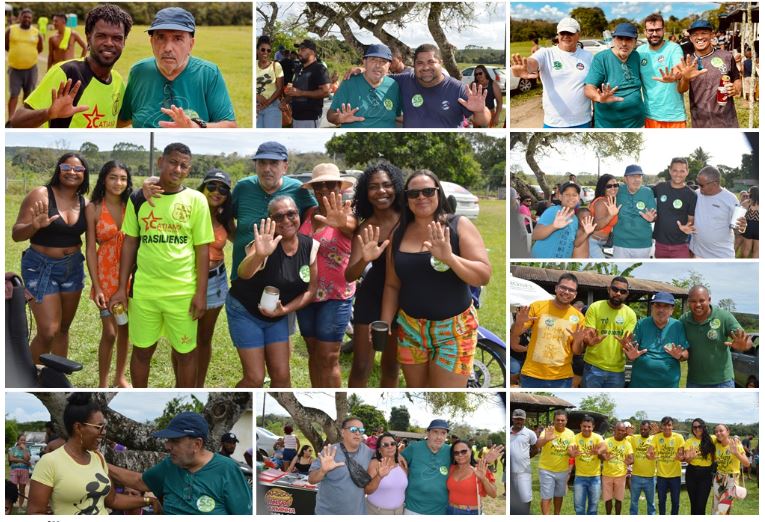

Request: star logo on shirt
left=180, top=335, right=192, bottom=345
left=142, top=210, right=161, bottom=232
left=82, top=104, right=105, bottom=128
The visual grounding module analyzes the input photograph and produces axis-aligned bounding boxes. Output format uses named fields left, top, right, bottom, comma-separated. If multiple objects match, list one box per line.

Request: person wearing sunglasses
left=297, top=164, right=357, bottom=387
left=612, top=164, right=657, bottom=259
left=581, top=276, right=637, bottom=388
left=651, top=157, right=697, bottom=258
left=380, top=170, right=491, bottom=388
left=690, top=165, right=745, bottom=258
left=448, top=439, right=496, bottom=515
left=256, top=35, right=285, bottom=128
left=12, top=153, right=90, bottom=365
left=471, top=64, right=503, bottom=128
left=28, top=393, right=161, bottom=515
left=365, top=432, right=409, bottom=514
left=309, top=417, right=374, bottom=514
left=682, top=418, right=716, bottom=515
left=588, top=174, right=620, bottom=258
left=287, top=445, right=315, bottom=474
left=227, top=195, right=318, bottom=387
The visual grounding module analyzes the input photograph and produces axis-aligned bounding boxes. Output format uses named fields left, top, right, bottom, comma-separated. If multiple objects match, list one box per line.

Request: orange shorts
left=645, top=117, right=686, bottom=128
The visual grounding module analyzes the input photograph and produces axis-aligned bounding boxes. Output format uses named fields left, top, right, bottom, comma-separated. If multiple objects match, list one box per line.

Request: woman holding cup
left=226, top=196, right=318, bottom=387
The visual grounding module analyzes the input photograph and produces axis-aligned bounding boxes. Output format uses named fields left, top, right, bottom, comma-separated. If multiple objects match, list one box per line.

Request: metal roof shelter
left=510, top=392, right=575, bottom=426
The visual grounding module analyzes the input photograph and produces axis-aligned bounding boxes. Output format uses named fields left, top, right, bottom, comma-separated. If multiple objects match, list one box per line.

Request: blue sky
left=510, top=2, right=719, bottom=22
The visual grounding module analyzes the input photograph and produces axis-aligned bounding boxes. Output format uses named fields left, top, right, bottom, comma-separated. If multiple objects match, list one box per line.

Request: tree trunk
left=427, top=3, right=460, bottom=78
left=525, top=133, right=552, bottom=198
left=256, top=2, right=280, bottom=36
left=269, top=392, right=348, bottom=451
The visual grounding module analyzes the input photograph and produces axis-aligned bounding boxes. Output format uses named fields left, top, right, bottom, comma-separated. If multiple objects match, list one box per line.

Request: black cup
left=370, top=321, right=389, bottom=352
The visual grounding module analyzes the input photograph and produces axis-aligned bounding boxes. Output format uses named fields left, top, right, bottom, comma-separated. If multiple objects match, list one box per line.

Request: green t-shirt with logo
left=329, top=73, right=401, bottom=128
left=584, top=300, right=637, bottom=372
left=680, top=306, right=742, bottom=385
left=122, top=187, right=213, bottom=300
left=401, top=440, right=451, bottom=514
left=613, top=184, right=656, bottom=248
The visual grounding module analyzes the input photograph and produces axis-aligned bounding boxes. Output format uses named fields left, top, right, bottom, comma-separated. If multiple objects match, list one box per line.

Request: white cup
left=260, top=286, right=280, bottom=312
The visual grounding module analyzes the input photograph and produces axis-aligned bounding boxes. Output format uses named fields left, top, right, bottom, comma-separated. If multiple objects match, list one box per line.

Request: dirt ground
left=509, top=94, right=544, bottom=128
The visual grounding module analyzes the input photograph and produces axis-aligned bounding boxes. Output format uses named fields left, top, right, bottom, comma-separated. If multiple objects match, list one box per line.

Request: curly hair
left=351, top=161, right=405, bottom=219
left=47, top=153, right=90, bottom=195
left=85, top=4, right=133, bottom=37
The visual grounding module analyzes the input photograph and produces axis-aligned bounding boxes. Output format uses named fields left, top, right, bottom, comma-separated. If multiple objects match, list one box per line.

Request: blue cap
left=624, top=164, right=644, bottom=176
left=651, top=292, right=676, bottom=305
left=427, top=419, right=450, bottom=432
left=252, top=141, right=288, bottom=161
left=203, top=169, right=232, bottom=188
left=689, top=19, right=714, bottom=32
left=613, top=23, right=638, bottom=39
left=364, top=43, right=392, bottom=61
left=148, top=7, right=196, bottom=33
left=152, top=412, right=208, bottom=440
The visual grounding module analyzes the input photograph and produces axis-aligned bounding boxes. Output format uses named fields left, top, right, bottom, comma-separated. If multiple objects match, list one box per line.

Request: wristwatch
left=191, top=118, right=208, bottom=128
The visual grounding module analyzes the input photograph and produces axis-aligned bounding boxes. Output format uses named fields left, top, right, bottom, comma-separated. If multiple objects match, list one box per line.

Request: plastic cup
left=370, top=321, right=389, bottom=352
left=260, top=286, right=280, bottom=312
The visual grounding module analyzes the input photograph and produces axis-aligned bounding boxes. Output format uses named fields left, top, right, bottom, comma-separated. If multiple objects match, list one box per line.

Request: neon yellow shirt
left=521, top=300, right=585, bottom=380
left=602, top=437, right=633, bottom=477
left=684, top=434, right=716, bottom=467
left=714, top=439, right=745, bottom=475
left=651, top=432, right=685, bottom=478
left=584, top=300, right=637, bottom=372
left=630, top=435, right=656, bottom=478
left=539, top=427, right=576, bottom=473
left=573, top=432, right=604, bottom=477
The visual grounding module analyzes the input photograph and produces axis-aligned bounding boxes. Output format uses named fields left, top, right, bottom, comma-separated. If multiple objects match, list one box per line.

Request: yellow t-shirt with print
left=602, top=437, right=634, bottom=477
left=651, top=432, right=685, bottom=478
left=684, top=434, right=717, bottom=467
left=630, top=435, right=656, bottom=477
left=572, top=432, right=604, bottom=477
left=715, top=439, right=745, bottom=475
left=539, top=427, right=576, bottom=473
left=521, top=300, right=585, bottom=380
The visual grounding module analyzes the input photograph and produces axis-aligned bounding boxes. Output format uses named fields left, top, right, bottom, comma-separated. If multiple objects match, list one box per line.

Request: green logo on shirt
left=707, top=329, right=719, bottom=340
left=636, top=201, right=646, bottom=210
left=299, top=265, right=310, bottom=283
left=439, top=466, right=448, bottom=475
left=641, top=58, right=648, bottom=66
left=411, top=94, right=424, bottom=107
left=384, top=98, right=393, bottom=111
left=430, top=256, right=450, bottom=272
left=553, top=61, right=562, bottom=70
left=711, top=56, right=724, bottom=68
left=660, top=195, right=668, bottom=202
left=710, top=318, right=721, bottom=329
left=172, top=203, right=192, bottom=223
left=196, top=495, right=216, bottom=512
left=673, top=199, right=683, bottom=209
left=545, top=318, right=556, bottom=327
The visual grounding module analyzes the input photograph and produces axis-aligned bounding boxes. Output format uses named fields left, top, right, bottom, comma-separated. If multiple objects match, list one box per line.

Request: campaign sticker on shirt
left=641, top=58, right=648, bottom=66
left=430, top=256, right=450, bottom=272
left=384, top=98, right=393, bottom=111
left=411, top=94, right=424, bottom=107
left=658, top=55, right=665, bottom=64
left=711, top=56, right=725, bottom=69
left=545, top=318, right=556, bottom=327
left=673, top=199, right=683, bottom=209
left=299, top=265, right=310, bottom=282
left=576, top=62, right=585, bottom=70
left=710, top=318, right=721, bottom=329
left=439, top=466, right=449, bottom=475
left=553, top=61, right=563, bottom=70
left=616, top=316, right=626, bottom=325
left=707, top=329, right=719, bottom=340
left=196, top=495, right=216, bottom=513
left=570, top=315, right=580, bottom=324
left=660, top=195, right=668, bottom=202
left=636, top=201, right=646, bottom=210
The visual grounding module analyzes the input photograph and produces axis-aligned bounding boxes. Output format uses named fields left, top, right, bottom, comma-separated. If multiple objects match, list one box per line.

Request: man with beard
left=535, top=410, right=576, bottom=515
left=637, top=13, right=687, bottom=127
left=510, top=409, right=537, bottom=515
left=5, top=8, right=43, bottom=120
left=629, top=420, right=657, bottom=515
left=581, top=276, right=637, bottom=387
left=108, top=412, right=252, bottom=514
left=584, top=23, right=644, bottom=128
left=219, top=432, right=238, bottom=458
left=510, top=273, right=587, bottom=387
left=677, top=19, right=741, bottom=127
left=567, top=415, right=604, bottom=515
left=601, top=422, right=634, bottom=515
left=681, top=284, right=752, bottom=387
left=652, top=157, right=696, bottom=258
left=118, top=7, right=236, bottom=128
left=283, top=39, right=331, bottom=128
left=47, top=13, right=87, bottom=69
left=647, top=417, right=685, bottom=515
left=10, top=5, right=131, bottom=128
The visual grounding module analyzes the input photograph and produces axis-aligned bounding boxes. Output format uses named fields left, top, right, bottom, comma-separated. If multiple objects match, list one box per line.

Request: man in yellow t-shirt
left=5, top=8, right=43, bottom=119
left=510, top=273, right=586, bottom=388
left=601, top=421, right=634, bottom=515
left=535, top=410, right=576, bottom=514
left=629, top=420, right=656, bottom=515
left=568, top=415, right=604, bottom=515
left=648, top=416, right=685, bottom=515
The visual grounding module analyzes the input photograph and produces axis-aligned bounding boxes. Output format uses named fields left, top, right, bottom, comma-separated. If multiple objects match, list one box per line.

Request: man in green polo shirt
left=681, top=284, right=752, bottom=387
left=613, top=164, right=657, bottom=258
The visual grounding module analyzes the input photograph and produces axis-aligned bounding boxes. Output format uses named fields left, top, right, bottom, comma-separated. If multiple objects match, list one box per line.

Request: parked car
left=442, top=181, right=480, bottom=219
left=529, top=184, right=545, bottom=199
left=461, top=66, right=506, bottom=92
left=256, top=427, right=280, bottom=456
left=733, top=332, right=759, bottom=387
left=581, top=186, right=595, bottom=204
left=580, top=39, right=610, bottom=54
left=509, top=74, right=535, bottom=95
left=28, top=442, right=45, bottom=469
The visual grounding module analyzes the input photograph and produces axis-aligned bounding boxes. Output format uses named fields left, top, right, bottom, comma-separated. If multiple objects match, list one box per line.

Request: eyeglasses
left=345, top=426, right=366, bottom=434
left=610, top=286, right=629, bottom=295
left=204, top=182, right=230, bottom=196
left=646, top=28, right=664, bottom=33
left=60, top=164, right=86, bottom=173
left=82, top=422, right=108, bottom=432
left=474, top=72, right=485, bottom=77
left=259, top=47, right=272, bottom=53
left=270, top=210, right=299, bottom=222
left=557, top=284, right=577, bottom=294
left=454, top=449, right=470, bottom=456
left=405, top=187, right=439, bottom=199
left=163, top=82, right=175, bottom=108
left=380, top=442, right=397, bottom=448
left=311, top=181, right=339, bottom=191
left=605, top=183, right=620, bottom=189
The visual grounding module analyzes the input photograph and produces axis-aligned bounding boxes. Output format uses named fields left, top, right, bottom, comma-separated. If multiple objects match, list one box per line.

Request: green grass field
left=6, top=24, right=252, bottom=127
left=5, top=194, right=505, bottom=389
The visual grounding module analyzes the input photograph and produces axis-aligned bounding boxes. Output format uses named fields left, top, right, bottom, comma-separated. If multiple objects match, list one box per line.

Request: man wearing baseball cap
left=118, top=7, right=236, bottom=128
left=510, top=409, right=537, bottom=515
left=585, top=22, right=645, bottom=128
left=531, top=181, right=587, bottom=258
left=620, top=292, right=689, bottom=388
left=612, top=164, right=657, bottom=258
left=511, top=16, right=594, bottom=128
left=283, top=39, right=331, bottom=127
left=219, top=432, right=239, bottom=458
left=107, top=412, right=252, bottom=515
left=677, top=19, right=741, bottom=127
left=328, top=43, right=401, bottom=128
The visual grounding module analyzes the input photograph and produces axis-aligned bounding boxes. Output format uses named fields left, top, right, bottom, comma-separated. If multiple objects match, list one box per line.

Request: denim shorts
left=206, top=264, right=229, bottom=310
left=226, top=294, right=289, bottom=348
left=21, top=248, right=85, bottom=303
left=296, top=298, right=353, bottom=342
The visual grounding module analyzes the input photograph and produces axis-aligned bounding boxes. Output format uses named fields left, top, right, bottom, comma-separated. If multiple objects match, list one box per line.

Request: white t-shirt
left=689, top=188, right=738, bottom=258
left=531, top=46, right=593, bottom=127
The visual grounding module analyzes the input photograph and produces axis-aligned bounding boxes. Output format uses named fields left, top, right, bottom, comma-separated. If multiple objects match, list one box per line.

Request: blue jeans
left=520, top=374, right=572, bottom=388
left=588, top=236, right=607, bottom=258
left=629, top=475, right=656, bottom=515
left=21, top=248, right=85, bottom=303
left=256, top=101, right=282, bottom=128
left=686, top=379, right=735, bottom=388
left=510, top=356, right=522, bottom=375
left=446, top=505, right=479, bottom=515
left=583, top=363, right=625, bottom=388
left=574, top=476, right=601, bottom=515
left=656, top=476, right=681, bottom=515
left=296, top=298, right=353, bottom=342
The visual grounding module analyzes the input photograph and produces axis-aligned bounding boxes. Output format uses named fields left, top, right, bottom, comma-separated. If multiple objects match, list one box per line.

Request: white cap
left=557, top=17, right=580, bottom=34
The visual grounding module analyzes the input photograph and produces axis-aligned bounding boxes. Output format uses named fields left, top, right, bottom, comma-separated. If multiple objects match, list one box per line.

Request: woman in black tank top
left=287, top=445, right=315, bottom=474
left=380, top=170, right=492, bottom=388
left=12, top=153, right=90, bottom=365
left=345, top=162, right=405, bottom=388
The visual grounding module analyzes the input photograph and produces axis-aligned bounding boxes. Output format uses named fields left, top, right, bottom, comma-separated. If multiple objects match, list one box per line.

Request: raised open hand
left=334, top=103, right=366, bottom=124
left=580, top=214, right=596, bottom=236
left=47, top=79, right=89, bottom=121
left=604, top=196, right=622, bottom=217
left=474, top=458, right=489, bottom=479
left=652, top=66, right=679, bottom=83
left=678, top=54, right=708, bottom=81
left=584, top=327, right=606, bottom=346
left=515, top=305, right=531, bottom=326
left=724, top=329, right=752, bottom=351
left=510, top=54, right=539, bottom=79
left=357, top=225, right=389, bottom=263
left=484, top=444, right=504, bottom=464
left=594, top=83, right=624, bottom=103
left=422, top=221, right=453, bottom=263
left=378, top=456, right=396, bottom=478
left=552, top=206, right=575, bottom=229
left=31, top=200, right=59, bottom=230
left=315, top=192, right=353, bottom=229
left=566, top=324, right=589, bottom=345
left=639, top=208, right=657, bottom=222
left=318, top=445, right=346, bottom=473
left=663, top=343, right=685, bottom=360
left=252, top=218, right=283, bottom=257
left=458, top=82, right=488, bottom=113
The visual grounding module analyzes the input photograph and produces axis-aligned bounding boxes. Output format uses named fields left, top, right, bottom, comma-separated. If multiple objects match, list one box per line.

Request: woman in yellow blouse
left=682, top=418, right=716, bottom=515
left=712, top=424, right=749, bottom=515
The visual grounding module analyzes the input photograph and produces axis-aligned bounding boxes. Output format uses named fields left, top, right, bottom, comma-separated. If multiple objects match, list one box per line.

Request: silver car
left=442, top=181, right=479, bottom=219
left=461, top=66, right=506, bottom=93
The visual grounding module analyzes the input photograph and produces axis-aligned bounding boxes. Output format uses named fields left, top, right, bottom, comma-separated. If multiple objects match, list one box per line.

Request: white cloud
left=611, top=2, right=642, bottom=18
left=662, top=4, right=673, bottom=14
left=510, top=4, right=566, bottom=22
